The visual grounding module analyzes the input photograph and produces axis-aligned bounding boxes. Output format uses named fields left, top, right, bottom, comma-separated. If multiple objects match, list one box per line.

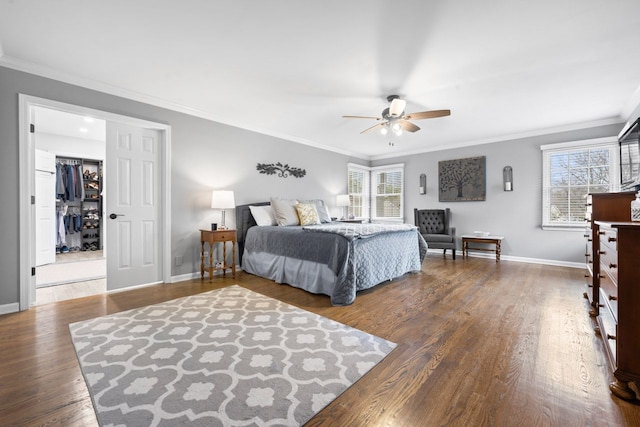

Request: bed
left=236, top=202, right=428, bottom=305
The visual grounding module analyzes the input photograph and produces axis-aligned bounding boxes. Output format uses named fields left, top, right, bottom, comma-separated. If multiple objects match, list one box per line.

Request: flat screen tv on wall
left=619, top=117, right=640, bottom=191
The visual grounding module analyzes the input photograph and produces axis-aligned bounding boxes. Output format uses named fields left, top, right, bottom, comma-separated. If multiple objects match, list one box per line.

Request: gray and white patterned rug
left=69, top=285, right=396, bottom=426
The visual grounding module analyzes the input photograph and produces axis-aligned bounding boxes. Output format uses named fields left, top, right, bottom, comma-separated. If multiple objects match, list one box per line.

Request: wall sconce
left=419, top=173, right=426, bottom=194
left=503, top=166, right=513, bottom=191
left=211, top=190, right=236, bottom=229
left=336, top=194, right=350, bottom=219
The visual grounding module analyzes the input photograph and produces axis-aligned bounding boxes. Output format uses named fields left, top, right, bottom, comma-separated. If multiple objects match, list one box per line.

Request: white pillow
left=249, top=205, right=277, bottom=226
left=270, top=197, right=300, bottom=226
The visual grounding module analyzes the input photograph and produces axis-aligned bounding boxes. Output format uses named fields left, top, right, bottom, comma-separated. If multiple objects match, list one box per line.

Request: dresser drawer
left=599, top=268, right=618, bottom=322
left=599, top=247, right=619, bottom=285
left=597, top=296, right=618, bottom=368
left=599, top=227, right=618, bottom=253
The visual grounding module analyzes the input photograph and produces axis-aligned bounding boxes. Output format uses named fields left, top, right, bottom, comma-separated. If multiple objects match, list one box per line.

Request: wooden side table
left=200, top=229, right=236, bottom=280
left=461, top=235, right=504, bottom=262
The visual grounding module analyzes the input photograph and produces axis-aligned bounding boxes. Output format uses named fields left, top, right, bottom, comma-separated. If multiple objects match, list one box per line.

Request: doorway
left=33, top=107, right=107, bottom=304
left=19, top=95, right=172, bottom=311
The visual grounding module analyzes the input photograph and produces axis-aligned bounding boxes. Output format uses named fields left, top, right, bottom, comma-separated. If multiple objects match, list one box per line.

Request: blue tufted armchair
left=414, top=208, right=456, bottom=259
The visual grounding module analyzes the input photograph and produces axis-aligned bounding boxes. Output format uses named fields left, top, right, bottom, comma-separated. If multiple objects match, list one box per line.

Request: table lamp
left=211, top=190, right=235, bottom=229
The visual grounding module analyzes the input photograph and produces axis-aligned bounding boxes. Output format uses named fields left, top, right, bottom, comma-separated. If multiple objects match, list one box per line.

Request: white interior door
left=106, top=122, right=162, bottom=290
left=35, top=149, right=56, bottom=266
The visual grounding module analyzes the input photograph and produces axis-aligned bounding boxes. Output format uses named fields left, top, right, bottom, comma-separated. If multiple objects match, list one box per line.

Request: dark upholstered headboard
left=235, top=202, right=270, bottom=267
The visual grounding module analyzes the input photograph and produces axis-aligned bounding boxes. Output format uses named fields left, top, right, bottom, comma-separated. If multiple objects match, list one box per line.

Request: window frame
left=347, top=162, right=404, bottom=223
left=370, top=164, right=405, bottom=222
left=540, top=137, right=619, bottom=230
left=347, top=163, right=370, bottom=220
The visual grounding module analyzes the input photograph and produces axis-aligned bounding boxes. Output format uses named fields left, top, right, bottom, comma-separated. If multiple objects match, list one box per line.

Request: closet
left=55, top=156, right=103, bottom=254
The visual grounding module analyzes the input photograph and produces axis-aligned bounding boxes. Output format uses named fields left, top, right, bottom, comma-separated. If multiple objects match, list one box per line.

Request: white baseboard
left=170, top=272, right=201, bottom=283
left=427, top=249, right=583, bottom=269
left=0, top=302, right=21, bottom=316
left=170, top=266, right=242, bottom=284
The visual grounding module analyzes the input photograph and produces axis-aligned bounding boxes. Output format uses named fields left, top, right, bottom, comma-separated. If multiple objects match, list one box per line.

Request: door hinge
left=30, top=123, right=35, bottom=133
left=31, top=195, right=35, bottom=205
left=31, top=267, right=36, bottom=276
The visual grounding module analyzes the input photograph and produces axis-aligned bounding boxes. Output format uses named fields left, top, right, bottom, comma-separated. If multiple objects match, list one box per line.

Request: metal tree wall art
left=256, top=162, right=306, bottom=178
left=438, top=156, right=486, bottom=201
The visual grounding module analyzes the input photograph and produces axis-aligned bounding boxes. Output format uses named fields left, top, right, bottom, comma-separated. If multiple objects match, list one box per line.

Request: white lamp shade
left=336, top=194, right=350, bottom=207
left=211, top=190, right=235, bottom=209
left=389, top=98, right=406, bottom=117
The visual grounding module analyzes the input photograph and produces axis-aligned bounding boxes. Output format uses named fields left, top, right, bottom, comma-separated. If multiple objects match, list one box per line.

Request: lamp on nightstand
left=336, top=194, right=350, bottom=220
left=211, top=190, right=235, bottom=229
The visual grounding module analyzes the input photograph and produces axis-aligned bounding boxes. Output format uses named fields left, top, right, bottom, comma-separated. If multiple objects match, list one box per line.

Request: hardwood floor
left=1, top=257, right=639, bottom=426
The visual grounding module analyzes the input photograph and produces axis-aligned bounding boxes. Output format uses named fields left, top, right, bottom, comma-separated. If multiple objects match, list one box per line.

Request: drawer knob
left=607, top=334, right=617, bottom=341
left=608, top=294, right=617, bottom=301
left=609, top=263, right=617, bottom=269
left=598, top=250, right=606, bottom=255
left=599, top=231, right=605, bottom=235
left=584, top=274, right=589, bottom=278
left=607, top=237, right=617, bottom=243
left=587, top=238, right=593, bottom=242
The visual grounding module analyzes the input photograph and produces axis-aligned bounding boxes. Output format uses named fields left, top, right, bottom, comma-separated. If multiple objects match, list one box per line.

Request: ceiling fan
left=343, top=95, right=450, bottom=136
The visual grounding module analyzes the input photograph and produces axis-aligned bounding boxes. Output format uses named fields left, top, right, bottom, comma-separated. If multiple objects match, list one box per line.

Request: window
left=541, top=138, right=618, bottom=229
left=347, top=164, right=369, bottom=219
left=371, top=165, right=404, bottom=221
left=347, top=163, right=404, bottom=222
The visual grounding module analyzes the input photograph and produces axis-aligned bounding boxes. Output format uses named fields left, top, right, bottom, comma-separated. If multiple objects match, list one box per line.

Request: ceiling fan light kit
left=343, top=95, right=451, bottom=138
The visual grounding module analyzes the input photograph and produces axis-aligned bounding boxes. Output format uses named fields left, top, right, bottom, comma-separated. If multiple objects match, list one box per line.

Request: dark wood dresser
left=584, top=192, right=636, bottom=316
left=593, top=221, right=640, bottom=402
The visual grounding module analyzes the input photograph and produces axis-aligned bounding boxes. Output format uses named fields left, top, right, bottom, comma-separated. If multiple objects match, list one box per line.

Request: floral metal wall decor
left=438, top=156, right=486, bottom=201
left=256, top=162, right=306, bottom=178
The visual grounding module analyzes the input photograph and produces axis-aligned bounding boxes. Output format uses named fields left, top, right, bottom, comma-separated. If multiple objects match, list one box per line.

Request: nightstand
left=200, top=229, right=236, bottom=280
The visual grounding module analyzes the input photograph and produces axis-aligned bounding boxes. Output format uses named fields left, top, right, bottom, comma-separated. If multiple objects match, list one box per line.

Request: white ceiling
left=34, top=107, right=106, bottom=142
left=2, top=0, right=640, bottom=160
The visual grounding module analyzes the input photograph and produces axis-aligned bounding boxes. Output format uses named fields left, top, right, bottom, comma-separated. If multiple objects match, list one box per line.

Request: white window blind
left=347, top=164, right=370, bottom=219
left=541, top=138, right=618, bottom=229
left=371, top=164, right=404, bottom=222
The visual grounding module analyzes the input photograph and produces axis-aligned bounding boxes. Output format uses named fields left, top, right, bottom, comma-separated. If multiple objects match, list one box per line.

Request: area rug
left=69, top=285, right=396, bottom=426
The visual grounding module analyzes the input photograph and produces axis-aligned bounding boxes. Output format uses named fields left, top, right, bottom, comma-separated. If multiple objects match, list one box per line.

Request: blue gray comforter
left=243, top=223, right=428, bottom=305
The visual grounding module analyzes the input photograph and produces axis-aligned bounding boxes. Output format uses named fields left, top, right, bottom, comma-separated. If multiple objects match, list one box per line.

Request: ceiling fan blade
left=400, top=120, right=420, bottom=132
left=389, top=98, right=406, bottom=117
left=361, top=123, right=386, bottom=134
left=404, top=109, right=451, bottom=120
left=342, top=115, right=383, bottom=120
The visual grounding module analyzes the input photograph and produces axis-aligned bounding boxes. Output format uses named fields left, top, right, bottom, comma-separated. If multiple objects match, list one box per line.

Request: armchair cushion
left=414, top=208, right=457, bottom=259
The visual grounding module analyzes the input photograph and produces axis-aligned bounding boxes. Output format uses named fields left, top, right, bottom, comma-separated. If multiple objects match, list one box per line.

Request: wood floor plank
left=1, top=257, right=640, bottom=426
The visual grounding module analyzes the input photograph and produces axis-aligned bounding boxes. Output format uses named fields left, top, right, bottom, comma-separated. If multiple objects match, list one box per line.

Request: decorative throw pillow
left=295, top=203, right=321, bottom=226
left=270, top=197, right=300, bottom=226
left=249, top=205, right=277, bottom=226
left=301, top=199, right=332, bottom=223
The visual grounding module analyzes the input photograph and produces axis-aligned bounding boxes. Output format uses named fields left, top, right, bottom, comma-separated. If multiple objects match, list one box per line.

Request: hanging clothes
left=75, top=164, right=85, bottom=201
left=56, top=163, right=66, bottom=201
left=65, top=164, right=75, bottom=201
left=56, top=205, right=67, bottom=248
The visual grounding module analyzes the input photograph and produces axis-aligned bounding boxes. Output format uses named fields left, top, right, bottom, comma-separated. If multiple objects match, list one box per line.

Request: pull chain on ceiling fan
left=343, top=95, right=450, bottom=136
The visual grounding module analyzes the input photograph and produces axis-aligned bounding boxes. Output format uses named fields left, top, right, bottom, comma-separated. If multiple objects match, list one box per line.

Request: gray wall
left=372, top=123, right=624, bottom=263
left=0, top=66, right=362, bottom=307
left=0, top=64, right=630, bottom=309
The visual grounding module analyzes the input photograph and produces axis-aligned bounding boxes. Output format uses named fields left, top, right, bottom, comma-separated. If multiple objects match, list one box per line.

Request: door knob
left=109, top=213, right=124, bottom=220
